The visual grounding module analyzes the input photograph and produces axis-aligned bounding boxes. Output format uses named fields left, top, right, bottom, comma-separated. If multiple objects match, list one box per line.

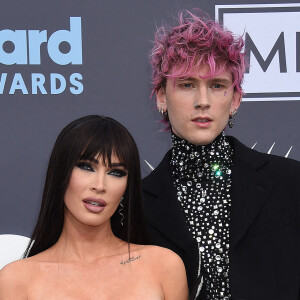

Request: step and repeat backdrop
left=1, top=0, right=300, bottom=268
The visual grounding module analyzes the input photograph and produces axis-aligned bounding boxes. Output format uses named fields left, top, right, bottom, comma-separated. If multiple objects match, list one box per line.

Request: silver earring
left=228, top=110, right=237, bottom=128
left=118, top=197, right=124, bottom=226
left=157, top=108, right=163, bottom=115
left=158, top=108, right=167, bottom=115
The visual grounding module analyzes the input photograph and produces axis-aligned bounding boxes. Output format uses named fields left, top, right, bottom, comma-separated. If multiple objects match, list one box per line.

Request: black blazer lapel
left=143, top=151, right=200, bottom=291
left=143, top=151, right=195, bottom=251
left=144, top=138, right=274, bottom=250
left=228, top=137, right=274, bottom=248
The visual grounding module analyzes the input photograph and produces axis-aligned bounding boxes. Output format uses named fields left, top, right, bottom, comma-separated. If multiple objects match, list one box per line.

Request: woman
left=0, top=115, right=188, bottom=299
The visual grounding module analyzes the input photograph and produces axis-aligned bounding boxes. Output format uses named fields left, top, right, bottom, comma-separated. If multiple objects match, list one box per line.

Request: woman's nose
left=91, top=173, right=106, bottom=193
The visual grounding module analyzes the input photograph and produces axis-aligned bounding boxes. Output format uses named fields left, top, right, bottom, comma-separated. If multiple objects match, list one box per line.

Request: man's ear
left=156, top=87, right=167, bottom=111
left=231, top=90, right=242, bottom=112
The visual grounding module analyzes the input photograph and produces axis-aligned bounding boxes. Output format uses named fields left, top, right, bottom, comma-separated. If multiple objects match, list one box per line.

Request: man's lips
left=192, top=116, right=212, bottom=123
left=82, top=197, right=107, bottom=213
left=192, top=117, right=212, bottom=127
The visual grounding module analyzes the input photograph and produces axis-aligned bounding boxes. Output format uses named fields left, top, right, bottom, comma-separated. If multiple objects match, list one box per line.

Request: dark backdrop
left=0, top=0, right=299, bottom=244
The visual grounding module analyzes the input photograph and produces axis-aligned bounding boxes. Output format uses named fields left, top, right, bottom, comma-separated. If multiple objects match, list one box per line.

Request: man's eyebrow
left=177, top=77, right=198, bottom=81
left=209, top=78, right=231, bottom=84
left=176, top=77, right=231, bottom=85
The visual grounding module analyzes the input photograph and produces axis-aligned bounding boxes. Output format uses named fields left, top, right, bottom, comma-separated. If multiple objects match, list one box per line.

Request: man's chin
left=184, top=134, right=216, bottom=146
left=171, top=127, right=220, bottom=146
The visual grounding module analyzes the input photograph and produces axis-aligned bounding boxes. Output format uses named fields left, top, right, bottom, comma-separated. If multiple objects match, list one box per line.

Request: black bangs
left=69, top=116, right=131, bottom=169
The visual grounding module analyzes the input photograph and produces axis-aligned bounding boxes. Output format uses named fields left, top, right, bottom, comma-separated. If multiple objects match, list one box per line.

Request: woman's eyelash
left=108, top=169, right=127, bottom=177
left=76, top=162, right=94, bottom=172
left=75, top=162, right=127, bottom=177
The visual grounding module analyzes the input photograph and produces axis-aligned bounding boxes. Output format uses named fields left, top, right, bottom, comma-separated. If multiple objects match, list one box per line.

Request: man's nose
left=193, top=86, right=210, bottom=109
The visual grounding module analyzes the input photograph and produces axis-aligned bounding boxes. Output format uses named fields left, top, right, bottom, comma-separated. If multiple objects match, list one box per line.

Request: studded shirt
left=170, top=132, right=233, bottom=300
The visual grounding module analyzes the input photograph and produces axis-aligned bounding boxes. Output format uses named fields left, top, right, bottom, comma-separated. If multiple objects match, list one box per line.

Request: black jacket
left=142, top=136, right=300, bottom=300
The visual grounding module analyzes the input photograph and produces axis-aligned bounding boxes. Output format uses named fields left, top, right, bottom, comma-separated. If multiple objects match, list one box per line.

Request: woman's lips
left=82, top=198, right=107, bottom=213
left=192, top=117, right=212, bottom=128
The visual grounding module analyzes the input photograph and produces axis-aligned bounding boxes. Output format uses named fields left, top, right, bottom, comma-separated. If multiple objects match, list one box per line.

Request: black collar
left=143, top=136, right=270, bottom=193
left=142, top=136, right=273, bottom=249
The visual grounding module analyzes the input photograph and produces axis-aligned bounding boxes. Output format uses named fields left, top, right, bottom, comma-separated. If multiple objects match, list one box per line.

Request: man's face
left=157, top=65, right=241, bottom=145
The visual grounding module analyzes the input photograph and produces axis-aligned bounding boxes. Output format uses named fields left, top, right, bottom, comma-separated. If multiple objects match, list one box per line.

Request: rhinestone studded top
left=170, top=132, right=233, bottom=300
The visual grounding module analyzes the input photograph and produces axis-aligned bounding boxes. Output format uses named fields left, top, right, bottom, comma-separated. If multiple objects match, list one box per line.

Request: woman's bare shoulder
left=0, top=252, right=50, bottom=285
left=0, top=259, right=32, bottom=299
left=0, top=251, right=56, bottom=299
left=0, top=257, right=40, bottom=279
left=131, top=244, right=185, bottom=276
left=135, top=245, right=188, bottom=300
left=1, top=259, right=29, bottom=275
left=138, top=245, right=184, bottom=265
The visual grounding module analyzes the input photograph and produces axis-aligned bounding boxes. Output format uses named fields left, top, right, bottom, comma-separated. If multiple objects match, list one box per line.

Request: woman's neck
left=51, top=213, right=127, bottom=263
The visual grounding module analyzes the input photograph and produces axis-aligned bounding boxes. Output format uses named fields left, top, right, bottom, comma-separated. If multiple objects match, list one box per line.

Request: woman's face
left=64, top=154, right=128, bottom=227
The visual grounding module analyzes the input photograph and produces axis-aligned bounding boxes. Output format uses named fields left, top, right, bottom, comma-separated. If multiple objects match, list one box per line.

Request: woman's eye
left=76, top=162, right=94, bottom=172
left=108, top=169, right=127, bottom=177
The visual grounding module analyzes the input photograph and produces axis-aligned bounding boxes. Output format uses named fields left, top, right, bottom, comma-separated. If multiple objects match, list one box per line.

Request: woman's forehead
left=94, top=152, right=124, bottom=165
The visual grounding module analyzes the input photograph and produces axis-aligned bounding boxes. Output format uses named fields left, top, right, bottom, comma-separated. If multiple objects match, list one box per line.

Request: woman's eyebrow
left=110, top=162, right=126, bottom=168
left=80, top=157, right=126, bottom=168
left=80, top=157, right=99, bottom=164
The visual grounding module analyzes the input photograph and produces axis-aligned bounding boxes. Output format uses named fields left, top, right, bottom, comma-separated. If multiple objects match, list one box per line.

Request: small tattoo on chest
left=120, top=255, right=141, bottom=265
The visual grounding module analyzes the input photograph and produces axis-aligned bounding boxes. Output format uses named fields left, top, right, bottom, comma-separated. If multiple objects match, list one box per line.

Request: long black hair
left=24, top=115, right=148, bottom=257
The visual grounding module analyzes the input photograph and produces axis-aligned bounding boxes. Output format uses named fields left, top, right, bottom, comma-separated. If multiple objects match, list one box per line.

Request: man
left=142, top=11, right=300, bottom=300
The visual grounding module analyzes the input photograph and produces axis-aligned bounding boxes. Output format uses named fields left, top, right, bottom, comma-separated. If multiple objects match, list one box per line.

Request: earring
left=118, top=197, right=124, bottom=226
left=158, top=107, right=167, bottom=115
left=157, top=107, right=167, bottom=115
left=194, top=102, right=200, bottom=109
left=228, top=110, right=238, bottom=128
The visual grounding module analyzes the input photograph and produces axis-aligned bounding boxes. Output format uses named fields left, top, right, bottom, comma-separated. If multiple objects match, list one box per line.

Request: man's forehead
left=169, top=64, right=232, bottom=81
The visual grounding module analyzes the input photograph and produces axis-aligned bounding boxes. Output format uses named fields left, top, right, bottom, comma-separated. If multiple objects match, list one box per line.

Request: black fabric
left=142, top=136, right=300, bottom=300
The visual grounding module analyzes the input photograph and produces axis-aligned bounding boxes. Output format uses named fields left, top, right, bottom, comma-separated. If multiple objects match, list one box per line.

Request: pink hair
left=150, top=10, right=246, bottom=124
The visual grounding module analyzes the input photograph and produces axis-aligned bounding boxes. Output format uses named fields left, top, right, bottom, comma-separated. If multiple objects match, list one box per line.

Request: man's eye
left=180, top=83, right=193, bottom=88
left=211, top=83, right=223, bottom=89
left=108, top=169, right=127, bottom=177
left=76, top=162, right=95, bottom=172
